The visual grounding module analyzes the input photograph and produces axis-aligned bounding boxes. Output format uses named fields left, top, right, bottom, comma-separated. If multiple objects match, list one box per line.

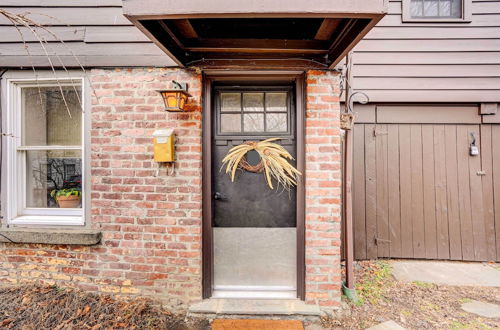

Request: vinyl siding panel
left=351, top=0, right=500, bottom=102
left=0, top=1, right=176, bottom=67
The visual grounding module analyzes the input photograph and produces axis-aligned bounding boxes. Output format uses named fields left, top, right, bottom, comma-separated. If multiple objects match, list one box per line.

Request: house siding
left=0, top=68, right=343, bottom=311
left=350, top=0, right=500, bottom=103
left=0, top=1, right=175, bottom=67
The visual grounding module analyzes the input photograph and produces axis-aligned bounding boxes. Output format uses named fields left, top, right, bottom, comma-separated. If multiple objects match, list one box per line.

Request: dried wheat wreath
left=221, top=138, right=302, bottom=190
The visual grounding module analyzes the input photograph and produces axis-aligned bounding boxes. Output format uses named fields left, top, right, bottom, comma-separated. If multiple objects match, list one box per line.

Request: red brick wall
left=304, top=70, right=342, bottom=310
left=0, top=68, right=342, bottom=311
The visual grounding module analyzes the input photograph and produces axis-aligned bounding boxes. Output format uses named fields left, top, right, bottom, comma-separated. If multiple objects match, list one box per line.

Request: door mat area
left=212, top=319, right=304, bottom=330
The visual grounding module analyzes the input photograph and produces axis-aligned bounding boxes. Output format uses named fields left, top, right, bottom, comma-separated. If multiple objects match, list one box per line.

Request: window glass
left=265, top=93, right=287, bottom=112
left=266, top=113, right=288, bottom=132
left=20, top=84, right=83, bottom=210
left=22, top=86, right=82, bottom=146
left=218, top=91, right=289, bottom=135
left=220, top=93, right=241, bottom=112
left=244, top=113, right=264, bottom=132
left=26, top=150, right=82, bottom=208
left=410, top=0, right=462, bottom=18
left=243, top=93, right=264, bottom=112
left=220, top=114, right=242, bottom=132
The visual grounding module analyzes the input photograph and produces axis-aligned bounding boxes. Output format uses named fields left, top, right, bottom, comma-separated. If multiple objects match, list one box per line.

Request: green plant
left=50, top=188, right=81, bottom=200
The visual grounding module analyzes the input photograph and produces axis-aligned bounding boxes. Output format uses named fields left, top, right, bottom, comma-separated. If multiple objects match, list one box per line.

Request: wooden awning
left=122, top=0, right=386, bottom=69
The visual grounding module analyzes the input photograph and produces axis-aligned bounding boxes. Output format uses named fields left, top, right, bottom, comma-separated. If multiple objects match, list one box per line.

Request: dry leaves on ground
left=0, top=285, right=208, bottom=330
left=324, top=260, right=500, bottom=329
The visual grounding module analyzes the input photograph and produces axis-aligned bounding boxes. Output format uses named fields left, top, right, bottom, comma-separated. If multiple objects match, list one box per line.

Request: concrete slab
left=391, top=261, right=500, bottom=287
left=366, top=320, right=406, bottom=330
left=189, top=299, right=322, bottom=316
left=461, top=300, right=500, bottom=318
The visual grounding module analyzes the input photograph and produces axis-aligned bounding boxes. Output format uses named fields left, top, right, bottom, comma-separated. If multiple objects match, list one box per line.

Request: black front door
left=211, top=85, right=298, bottom=298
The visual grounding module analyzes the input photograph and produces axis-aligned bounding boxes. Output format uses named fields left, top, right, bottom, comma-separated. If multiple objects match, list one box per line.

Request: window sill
left=9, top=215, right=84, bottom=226
left=402, top=18, right=471, bottom=23
left=0, top=228, right=101, bottom=245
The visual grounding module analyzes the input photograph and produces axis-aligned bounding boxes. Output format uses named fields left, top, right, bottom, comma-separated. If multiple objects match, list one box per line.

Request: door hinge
left=477, top=170, right=487, bottom=176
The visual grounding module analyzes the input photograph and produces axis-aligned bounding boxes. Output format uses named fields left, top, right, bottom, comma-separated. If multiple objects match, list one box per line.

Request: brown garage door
left=353, top=105, right=500, bottom=262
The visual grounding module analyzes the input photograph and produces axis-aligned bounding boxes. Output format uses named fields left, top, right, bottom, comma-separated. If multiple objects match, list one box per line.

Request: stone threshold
left=189, top=298, right=322, bottom=316
left=0, top=228, right=101, bottom=245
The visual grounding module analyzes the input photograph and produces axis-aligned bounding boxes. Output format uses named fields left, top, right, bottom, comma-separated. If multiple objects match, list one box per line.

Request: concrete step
left=189, top=299, right=322, bottom=316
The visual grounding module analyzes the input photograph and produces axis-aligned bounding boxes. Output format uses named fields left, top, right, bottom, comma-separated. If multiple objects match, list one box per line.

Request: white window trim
left=402, top=0, right=472, bottom=23
left=3, top=76, right=87, bottom=226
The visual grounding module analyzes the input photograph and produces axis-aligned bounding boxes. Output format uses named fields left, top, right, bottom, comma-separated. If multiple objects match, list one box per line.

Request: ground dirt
left=0, top=285, right=209, bottom=330
left=322, top=260, right=500, bottom=329
left=0, top=261, right=498, bottom=329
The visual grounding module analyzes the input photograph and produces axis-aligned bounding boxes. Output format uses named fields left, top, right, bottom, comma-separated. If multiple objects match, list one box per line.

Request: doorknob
left=214, top=192, right=227, bottom=201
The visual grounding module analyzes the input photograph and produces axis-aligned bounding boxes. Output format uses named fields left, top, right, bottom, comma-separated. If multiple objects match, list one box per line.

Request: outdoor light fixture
left=158, top=81, right=191, bottom=112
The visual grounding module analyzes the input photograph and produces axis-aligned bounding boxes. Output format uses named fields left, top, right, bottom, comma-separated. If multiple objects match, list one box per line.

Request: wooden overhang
left=122, top=0, right=387, bottom=69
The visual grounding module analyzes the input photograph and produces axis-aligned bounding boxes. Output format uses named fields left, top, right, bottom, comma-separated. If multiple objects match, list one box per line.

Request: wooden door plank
left=445, top=125, right=463, bottom=260
left=376, top=124, right=389, bottom=258
left=422, top=125, right=438, bottom=259
left=365, top=124, right=378, bottom=259
left=399, top=125, right=413, bottom=258
left=387, top=125, right=402, bottom=258
left=433, top=125, right=450, bottom=260
left=480, top=125, right=497, bottom=261
left=353, top=125, right=367, bottom=260
left=491, top=126, right=500, bottom=260
left=410, top=125, right=426, bottom=258
left=467, top=125, right=488, bottom=261
left=456, top=125, right=475, bottom=261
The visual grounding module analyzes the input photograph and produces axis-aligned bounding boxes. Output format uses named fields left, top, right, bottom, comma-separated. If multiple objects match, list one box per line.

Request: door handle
left=214, top=192, right=227, bottom=201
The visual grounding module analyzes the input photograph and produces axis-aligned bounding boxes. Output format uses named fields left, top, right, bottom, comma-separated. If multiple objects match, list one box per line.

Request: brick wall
left=0, top=68, right=342, bottom=312
left=0, top=68, right=204, bottom=309
left=304, top=70, right=342, bottom=310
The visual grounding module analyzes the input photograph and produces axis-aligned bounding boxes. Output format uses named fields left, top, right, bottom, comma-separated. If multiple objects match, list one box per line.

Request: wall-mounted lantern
left=158, top=80, right=191, bottom=112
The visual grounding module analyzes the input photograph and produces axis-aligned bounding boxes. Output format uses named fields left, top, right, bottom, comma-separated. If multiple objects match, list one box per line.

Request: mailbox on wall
left=153, top=129, right=175, bottom=162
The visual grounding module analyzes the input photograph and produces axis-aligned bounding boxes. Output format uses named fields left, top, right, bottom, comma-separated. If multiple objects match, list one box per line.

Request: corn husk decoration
left=221, top=138, right=302, bottom=190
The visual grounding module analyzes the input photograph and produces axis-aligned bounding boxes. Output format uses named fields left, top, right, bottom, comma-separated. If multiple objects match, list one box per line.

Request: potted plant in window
left=50, top=188, right=82, bottom=208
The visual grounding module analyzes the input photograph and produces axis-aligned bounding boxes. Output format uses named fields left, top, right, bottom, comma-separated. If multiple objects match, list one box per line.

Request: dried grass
left=221, top=138, right=301, bottom=190
left=0, top=285, right=208, bottom=330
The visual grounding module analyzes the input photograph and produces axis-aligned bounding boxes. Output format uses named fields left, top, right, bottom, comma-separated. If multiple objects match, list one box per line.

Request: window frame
left=2, top=75, right=88, bottom=226
left=402, top=0, right=472, bottom=23
left=214, top=86, right=295, bottom=140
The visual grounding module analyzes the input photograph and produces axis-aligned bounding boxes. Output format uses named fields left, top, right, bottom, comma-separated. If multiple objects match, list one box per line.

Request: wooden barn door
left=353, top=122, right=499, bottom=262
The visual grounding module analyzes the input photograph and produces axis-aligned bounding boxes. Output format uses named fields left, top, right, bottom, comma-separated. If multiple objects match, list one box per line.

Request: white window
left=3, top=78, right=85, bottom=225
left=403, top=0, right=471, bottom=22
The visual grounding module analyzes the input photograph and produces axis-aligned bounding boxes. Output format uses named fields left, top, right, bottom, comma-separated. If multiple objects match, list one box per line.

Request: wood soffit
left=122, top=1, right=387, bottom=69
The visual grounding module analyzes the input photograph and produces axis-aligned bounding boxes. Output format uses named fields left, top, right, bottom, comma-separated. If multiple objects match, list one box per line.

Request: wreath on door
left=221, top=138, right=302, bottom=190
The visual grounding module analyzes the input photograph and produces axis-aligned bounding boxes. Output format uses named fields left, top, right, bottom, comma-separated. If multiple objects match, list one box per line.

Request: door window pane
left=220, top=93, right=241, bottom=112
left=265, top=92, right=287, bottom=112
left=221, top=114, right=241, bottom=132
left=266, top=113, right=288, bottom=132
left=244, top=113, right=264, bottom=132
left=26, top=150, right=82, bottom=208
left=243, top=93, right=264, bottom=112
left=22, top=86, right=82, bottom=146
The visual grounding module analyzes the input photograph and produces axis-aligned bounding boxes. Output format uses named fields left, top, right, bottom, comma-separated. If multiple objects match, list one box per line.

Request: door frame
left=202, top=71, right=306, bottom=299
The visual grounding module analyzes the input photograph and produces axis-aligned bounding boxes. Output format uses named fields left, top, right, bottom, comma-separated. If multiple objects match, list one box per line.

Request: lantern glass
left=159, top=90, right=191, bottom=112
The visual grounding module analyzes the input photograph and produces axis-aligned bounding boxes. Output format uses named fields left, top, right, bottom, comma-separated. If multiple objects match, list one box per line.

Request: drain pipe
left=340, top=54, right=368, bottom=303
